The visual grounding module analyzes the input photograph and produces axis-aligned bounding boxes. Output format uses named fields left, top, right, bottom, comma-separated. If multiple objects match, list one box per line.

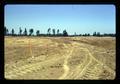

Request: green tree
left=4, top=26, right=8, bottom=35
left=52, top=29, right=55, bottom=36
left=84, top=33, right=87, bottom=36
left=88, top=33, right=90, bottom=36
left=36, top=30, right=40, bottom=36
left=11, top=29, right=14, bottom=36
left=29, top=29, right=34, bottom=36
left=6, top=29, right=9, bottom=35
left=57, top=29, right=59, bottom=35
left=74, top=32, right=76, bottom=36
left=97, top=32, right=100, bottom=36
left=93, top=32, right=96, bottom=36
left=23, top=28, right=27, bottom=36
left=19, top=27, right=22, bottom=35
left=63, top=30, right=68, bottom=36
left=47, top=28, right=51, bottom=35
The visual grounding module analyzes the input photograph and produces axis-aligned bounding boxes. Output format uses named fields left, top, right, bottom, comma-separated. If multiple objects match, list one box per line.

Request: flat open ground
left=4, top=36, right=116, bottom=80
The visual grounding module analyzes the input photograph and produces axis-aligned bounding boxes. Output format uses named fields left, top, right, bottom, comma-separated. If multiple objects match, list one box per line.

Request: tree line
left=72, top=32, right=115, bottom=37
left=4, top=27, right=68, bottom=36
left=4, top=27, right=115, bottom=37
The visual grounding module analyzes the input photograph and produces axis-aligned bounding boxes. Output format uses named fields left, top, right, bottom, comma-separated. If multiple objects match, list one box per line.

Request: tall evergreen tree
left=11, top=29, right=14, bottom=36
left=52, top=29, right=55, bottom=36
left=24, top=28, right=27, bottom=36
left=19, top=27, right=22, bottom=35
left=57, top=29, right=59, bottom=35
left=47, top=28, right=51, bottom=35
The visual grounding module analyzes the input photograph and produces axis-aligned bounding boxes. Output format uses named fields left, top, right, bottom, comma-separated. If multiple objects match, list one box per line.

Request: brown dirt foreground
left=5, top=36, right=116, bottom=80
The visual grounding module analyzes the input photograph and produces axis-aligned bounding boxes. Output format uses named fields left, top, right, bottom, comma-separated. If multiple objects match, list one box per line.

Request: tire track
left=64, top=42, right=115, bottom=79
left=5, top=38, right=69, bottom=79
left=5, top=55, right=65, bottom=79
left=72, top=42, right=115, bottom=79
left=73, top=48, right=93, bottom=78
left=5, top=38, right=115, bottom=79
left=59, top=46, right=74, bottom=79
left=66, top=48, right=89, bottom=79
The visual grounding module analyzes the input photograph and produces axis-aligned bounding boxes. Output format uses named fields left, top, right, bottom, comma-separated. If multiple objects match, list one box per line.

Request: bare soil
left=4, top=36, right=116, bottom=80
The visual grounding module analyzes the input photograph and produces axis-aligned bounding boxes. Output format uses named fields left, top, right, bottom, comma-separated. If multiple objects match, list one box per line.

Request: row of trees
left=92, top=32, right=115, bottom=37
left=72, top=32, right=115, bottom=37
left=4, top=27, right=115, bottom=37
left=4, top=27, right=68, bottom=36
left=79, top=32, right=115, bottom=37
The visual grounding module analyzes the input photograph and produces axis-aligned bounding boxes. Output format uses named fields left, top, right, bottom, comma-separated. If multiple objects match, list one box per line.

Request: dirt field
left=4, top=36, right=116, bottom=80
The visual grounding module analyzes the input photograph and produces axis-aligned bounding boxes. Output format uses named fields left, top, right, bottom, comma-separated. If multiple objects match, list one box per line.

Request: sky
left=4, top=4, right=115, bottom=35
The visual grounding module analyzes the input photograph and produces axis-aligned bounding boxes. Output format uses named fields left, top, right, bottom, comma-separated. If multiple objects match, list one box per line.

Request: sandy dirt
left=4, top=36, right=116, bottom=80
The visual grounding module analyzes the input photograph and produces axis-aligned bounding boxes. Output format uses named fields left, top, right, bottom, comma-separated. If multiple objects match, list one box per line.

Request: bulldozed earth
left=4, top=36, right=116, bottom=80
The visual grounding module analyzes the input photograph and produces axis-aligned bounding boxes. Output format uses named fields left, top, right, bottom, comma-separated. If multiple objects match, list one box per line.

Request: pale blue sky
left=4, top=4, right=115, bottom=35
